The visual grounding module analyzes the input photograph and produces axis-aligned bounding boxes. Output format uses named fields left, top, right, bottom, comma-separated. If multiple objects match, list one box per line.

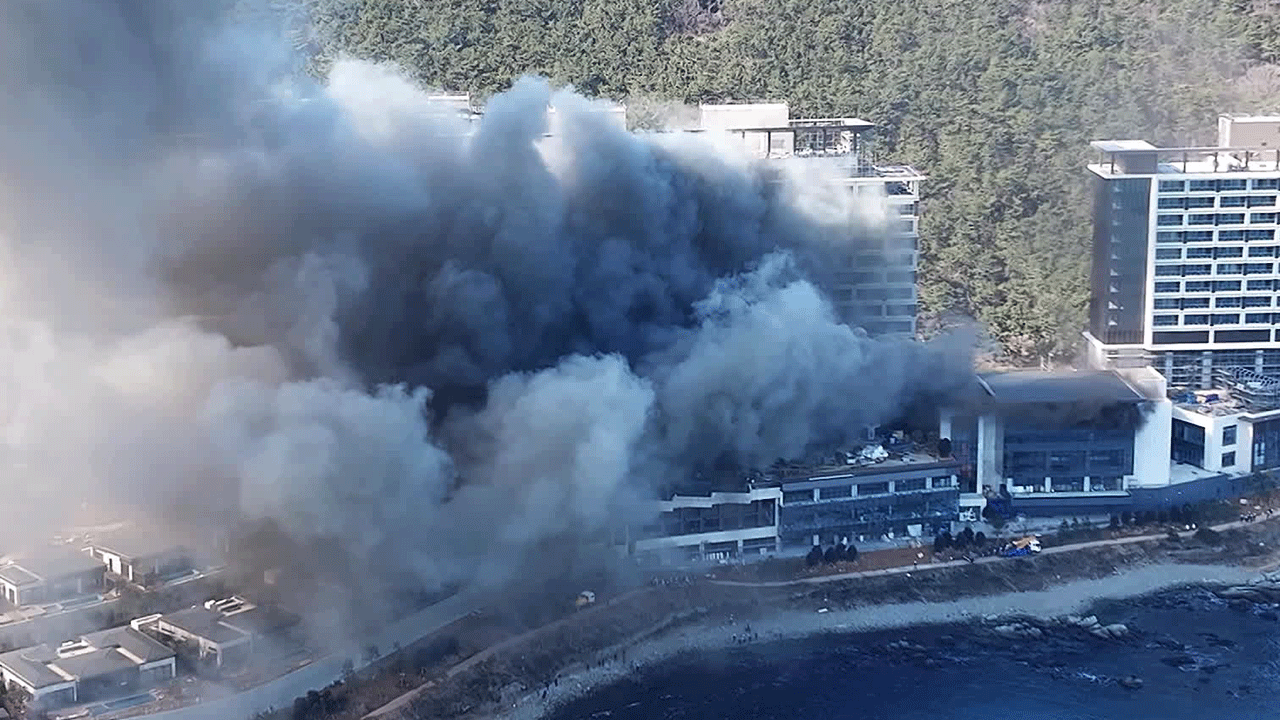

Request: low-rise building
left=141, top=597, right=297, bottom=671
left=774, top=451, right=961, bottom=547
left=626, top=487, right=782, bottom=565
left=942, top=368, right=1178, bottom=517
left=0, top=547, right=104, bottom=607
left=87, top=530, right=195, bottom=587
left=0, top=626, right=175, bottom=708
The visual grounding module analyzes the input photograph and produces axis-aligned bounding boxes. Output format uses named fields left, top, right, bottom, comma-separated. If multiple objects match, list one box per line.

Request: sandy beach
left=496, top=563, right=1261, bottom=720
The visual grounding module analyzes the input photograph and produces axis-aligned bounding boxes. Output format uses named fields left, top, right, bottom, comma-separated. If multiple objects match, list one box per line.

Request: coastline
left=494, top=563, right=1261, bottom=720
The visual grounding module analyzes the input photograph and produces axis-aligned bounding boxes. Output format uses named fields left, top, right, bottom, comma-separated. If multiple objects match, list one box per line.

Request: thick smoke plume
left=0, top=1, right=971, bottom=625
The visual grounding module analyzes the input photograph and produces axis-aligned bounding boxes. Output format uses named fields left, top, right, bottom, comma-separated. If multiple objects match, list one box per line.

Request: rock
left=992, top=625, right=1021, bottom=639
left=1104, top=623, right=1129, bottom=639
left=1162, top=655, right=1197, bottom=669
left=1119, top=675, right=1143, bottom=690
left=1078, top=615, right=1098, bottom=628
left=1090, top=627, right=1112, bottom=639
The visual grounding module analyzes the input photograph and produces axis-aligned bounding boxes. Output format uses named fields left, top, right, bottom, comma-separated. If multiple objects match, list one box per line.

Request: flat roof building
left=1086, top=115, right=1280, bottom=384
left=0, top=547, right=104, bottom=608
left=0, top=626, right=175, bottom=708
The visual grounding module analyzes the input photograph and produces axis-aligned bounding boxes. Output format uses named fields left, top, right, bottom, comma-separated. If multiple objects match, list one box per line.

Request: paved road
left=710, top=519, right=1258, bottom=588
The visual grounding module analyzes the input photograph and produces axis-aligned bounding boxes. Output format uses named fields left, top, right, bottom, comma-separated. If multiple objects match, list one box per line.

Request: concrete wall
left=1132, top=399, right=1174, bottom=487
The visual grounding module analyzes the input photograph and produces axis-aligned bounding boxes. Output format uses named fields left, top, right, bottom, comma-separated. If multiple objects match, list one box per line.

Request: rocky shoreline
left=387, top=520, right=1280, bottom=720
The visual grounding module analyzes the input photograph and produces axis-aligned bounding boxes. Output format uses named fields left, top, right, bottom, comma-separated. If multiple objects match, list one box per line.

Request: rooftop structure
left=0, top=626, right=175, bottom=708
left=977, top=369, right=1145, bottom=406
left=87, top=527, right=196, bottom=586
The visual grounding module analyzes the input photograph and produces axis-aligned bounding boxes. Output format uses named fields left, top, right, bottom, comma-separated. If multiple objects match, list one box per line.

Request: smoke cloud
left=0, top=1, right=971, bottom=627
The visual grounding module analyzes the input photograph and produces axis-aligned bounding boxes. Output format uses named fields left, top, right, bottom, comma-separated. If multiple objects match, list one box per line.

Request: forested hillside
left=291, top=0, right=1280, bottom=365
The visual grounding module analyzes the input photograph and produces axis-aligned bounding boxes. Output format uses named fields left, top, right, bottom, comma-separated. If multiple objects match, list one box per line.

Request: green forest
left=287, top=0, right=1280, bottom=365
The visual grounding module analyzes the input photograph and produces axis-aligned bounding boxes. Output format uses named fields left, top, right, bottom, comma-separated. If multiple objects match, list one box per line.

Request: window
left=1213, top=280, right=1242, bottom=291
left=1187, top=231, right=1214, bottom=242
left=896, top=203, right=917, bottom=215
left=1216, top=246, right=1244, bottom=258
left=1217, top=263, right=1244, bottom=275
left=1247, top=229, right=1275, bottom=241
left=1160, top=180, right=1187, bottom=192
left=1221, top=195, right=1248, bottom=207
left=1155, top=281, right=1181, bottom=293
left=1158, top=197, right=1185, bottom=209
left=1185, top=280, right=1212, bottom=291
left=1182, top=264, right=1210, bottom=275
left=1153, top=314, right=1179, bottom=326
left=1221, top=178, right=1248, bottom=191
left=1159, top=214, right=1185, bottom=226
left=1184, top=314, right=1210, bottom=325
left=1218, top=213, right=1246, bottom=224
left=1156, top=231, right=1184, bottom=244
left=1186, top=247, right=1214, bottom=259
left=1189, top=179, right=1218, bottom=191
left=1182, top=297, right=1210, bottom=308
left=1249, top=245, right=1276, bottom=257
left=1154, top=298, right=1181, bottom=309
left=1155, top=265, right=1182, bottom=277
left=1155, top=248, right=1182, bottom=260
left=1247, top=313, right=1272, bottom=324
left=1220, top=230, right=1246, bottom=242
left=859, top=481, right=889, bottom=495
left=1255, top=178, right=1280, bottom=190
left=885, top=287, right=913, bottom=299
left=819, top=485, right=851, bottom=500
left=1247, top=262, right=1274, bottom=274
left=885, top=270, right=915, bottom=283
left=1224, top=425, right=1237, bottom=446
left=1187, top=214, right=1215, bottom=225
left=1187, top=196, right=1216, bottom=208
left=1245, top=296, right=1272, bottom=307
left=1249, top=195, right=1276, bottom=207
left=1213, top=313, right=1240, bottom=325
left=1222, top=451, right=1236, bottom=467
left=1216, top=296, right=1244, bottom=308
left=1248, top=279, right=1275, bottom=291
left=1252, top=212, right=1278, bottom=224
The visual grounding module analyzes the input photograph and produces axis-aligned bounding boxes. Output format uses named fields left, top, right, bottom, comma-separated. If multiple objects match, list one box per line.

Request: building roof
left=1, top=547, right=104, bottom=584
left=90, top=528, right=189, bottom=561
left=977, top=370, right=1143, bottom=406
left=50, top=647, right=137, bottom=680
left=0, top=626, right=174, bottom=689
left=0, top=564, right=40, bottom=587
left=81, top=626, right=174, bottom=664
left=159, top=607, right=248, bottom=645
left=0, top=647, right=67, bottom=689
left=1090, top=140, right=1158, bottom=152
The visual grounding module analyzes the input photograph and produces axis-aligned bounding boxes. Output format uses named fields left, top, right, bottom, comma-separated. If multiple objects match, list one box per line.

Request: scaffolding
left=1214, top=366, right=1280, bottom=412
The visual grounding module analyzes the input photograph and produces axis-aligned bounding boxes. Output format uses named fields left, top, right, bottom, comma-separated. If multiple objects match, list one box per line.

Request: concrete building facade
left=942, top=368, right=1174, bottom=517
left=1085, top=116, right=1280, bottom=384
left=695, top=102, right=924, bottom=335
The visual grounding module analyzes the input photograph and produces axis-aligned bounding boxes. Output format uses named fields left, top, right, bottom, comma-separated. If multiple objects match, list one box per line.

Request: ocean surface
left=545, top=587, right=1280, bottom=720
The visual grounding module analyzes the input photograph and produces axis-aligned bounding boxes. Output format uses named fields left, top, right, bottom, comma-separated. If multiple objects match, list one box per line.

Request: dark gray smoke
left=0, top=0, right=972, bottom=624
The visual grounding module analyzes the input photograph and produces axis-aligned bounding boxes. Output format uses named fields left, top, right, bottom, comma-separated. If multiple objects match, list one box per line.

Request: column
left=1084, top=476, right=1092, bottom=492
left=1200, top=351, right=1213, bottom=389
